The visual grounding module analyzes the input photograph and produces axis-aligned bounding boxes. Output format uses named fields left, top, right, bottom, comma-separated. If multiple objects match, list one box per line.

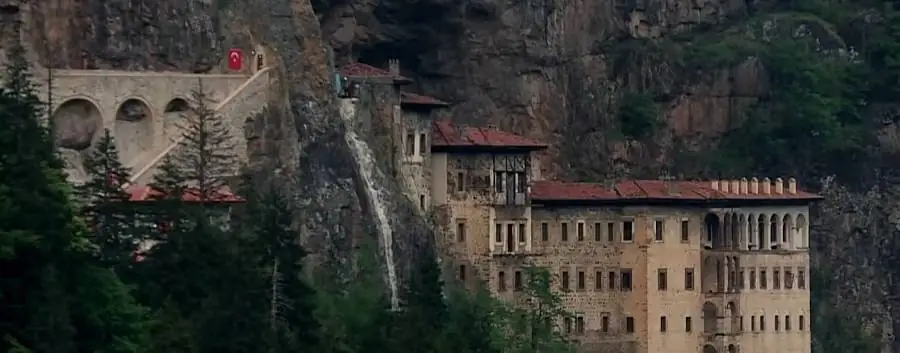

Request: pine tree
left=75, top=129, right=136, bottom=267
left=170, top=81, right=238, bottom=201
left=245, top=180, right=319, bottom=353
left=0, top=42, right=148, bottom=353
left=392, top=250, right=447, bottom=353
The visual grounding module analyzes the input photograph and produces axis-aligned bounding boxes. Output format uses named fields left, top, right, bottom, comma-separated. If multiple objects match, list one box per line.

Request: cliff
left=12, top=0, right=900, bottom=351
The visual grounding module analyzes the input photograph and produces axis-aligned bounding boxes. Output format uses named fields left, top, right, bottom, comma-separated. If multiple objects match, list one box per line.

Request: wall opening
left=704, top=213, right=721, bottom=248
left=702, top=302, right=719, bottom=333
left=114, top=98, right=153, bottom=164
left=51, top=98, right=102, bottom=151
left=163, top=98, right=190, bottom=135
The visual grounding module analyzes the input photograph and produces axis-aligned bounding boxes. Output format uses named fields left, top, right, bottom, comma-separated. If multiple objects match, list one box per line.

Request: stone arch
left=163, top=97, right=190, bottom=134
left=782, top=214, right=794, bottom=249
left=730, top=213, right=740, bottom=249
left=704, top=213, right=721, bottom=248
left=51, top=98, right=103, bottom=151
left=703, top=345, right=717, bottom=353
left=726, top=301, right=739, bottom=331
left=252, top=45, right=266, bottom=72
left=769, top=214, right=778, bottom=249
left=114, top=97, right=154, bottom=164
left=747, top=213, right=756, bottom=249
left=796, top=214, right=808, bottom=248
left=703, top=302, right=719, bottom=333
left=757, top=214, right=765, bottom=249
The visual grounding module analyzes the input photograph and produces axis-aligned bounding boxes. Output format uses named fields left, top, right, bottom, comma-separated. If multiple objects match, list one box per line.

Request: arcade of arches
left=51, top=98, right=103, bottom=151
left=703, top=211, right=809, bottom=251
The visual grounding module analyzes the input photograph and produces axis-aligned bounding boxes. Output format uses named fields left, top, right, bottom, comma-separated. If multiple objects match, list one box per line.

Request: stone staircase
left=126, top=67, right=273, bottom=186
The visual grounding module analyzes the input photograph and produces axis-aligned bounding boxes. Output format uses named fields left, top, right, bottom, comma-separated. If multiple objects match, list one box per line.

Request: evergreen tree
left=0, top=42, right=148, bottom=353
left=392, top=250, right=447, bottom=353
left=244, top=179, right=319, bottom=353
left=170, top=81, right=238, bottom=201
left=75, top=129, right=136, bottom=268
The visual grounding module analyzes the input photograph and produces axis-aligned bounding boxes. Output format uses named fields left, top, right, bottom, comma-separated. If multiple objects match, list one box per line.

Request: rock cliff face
left=11, top=0, right=433, bottom=298
left=316, top=0, right=770, bottom=177
left=14, top=0, right=900, bottom=350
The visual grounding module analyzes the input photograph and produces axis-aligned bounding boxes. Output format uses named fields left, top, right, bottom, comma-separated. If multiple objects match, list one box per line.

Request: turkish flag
left=227, top=48, right=243, bottom=71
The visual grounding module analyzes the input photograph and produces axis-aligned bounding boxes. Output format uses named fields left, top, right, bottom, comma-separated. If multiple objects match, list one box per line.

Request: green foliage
left=0, top=42, right=149, bottom=353
left=617, top=92, right=660, bottom=140
left=75, top=129, right=137, bottom=267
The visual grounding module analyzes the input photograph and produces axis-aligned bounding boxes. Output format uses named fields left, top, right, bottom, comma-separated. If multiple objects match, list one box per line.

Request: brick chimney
left=730, top=180, right=739, bottom=194
left=711, top=180, right=719, bottom=191
left=762, top=177, right=771, bottom=194
left=774, top=177, right=783, bottom=194
left=750, top=177, right=759, bottom=194
left=740, top=178, right=748, bottom=194
left=788, top=177, right=797, bottom=194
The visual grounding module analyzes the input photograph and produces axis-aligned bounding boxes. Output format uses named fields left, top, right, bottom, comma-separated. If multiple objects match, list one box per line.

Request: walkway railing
left=127, top=67, right=273, bottom=185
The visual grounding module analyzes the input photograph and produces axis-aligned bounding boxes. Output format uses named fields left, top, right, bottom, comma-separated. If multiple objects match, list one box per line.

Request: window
left=577, top=271, right=585, bottom=290
left=607, top=222, right=615, bottom=242
left=418, top=133, right=426, bottom=155
left=786, top=315, right=791, bottom=331
left=498, top=271, right=506, bottom=291
left=785, top=269, right=794, bottom=289
left=561, top=271, right=570, bottom=291
left=577, top=222, right=585, bottom=241
left=515, top=172, right=527, bottom=193
left=681, top=220, right=690, bottom=242
left=625, top=317, right=634, bottom=333
left=684, top=268, right=695, bottom=290
left=406, top=130, right=415, bottom=156
left=459, top=265, right=466, bottom=281
left=456, top=221, right=466, bottom=242
left=739, top=269, right=745, bottom=289
left=621, top=269, right=633, bottom=291
left=456, top=172, right=465, bottom=192
left=518, top=223, right=526, bottom=243
left=775, top=316, right=780, bottom=331
left=561, top=222, right=569, bottom=242
left=494, top=171, right=503, bottom=193
left=654, top=219, right=664, bottom=242
left=774, top=269, right=781, bottom=289
left=601, top=315, right=610, bottom=333
left=799, top=315, right=805, bottom=330
left=608, top=271, right=616, bottom=289
left=595, top=271, right=602, bottom=290
left=514, top=271, right=523, bottom=291
left=594, top=222, right=602, bottom=241
left=419, top=195, right=425, bottom=209
left=750, top=270, right=757, bottom=289
left=760, top=316, right=766, bottom=330
left=751, top=316, right=756, bottom=331
left=739, top=316, right=744, bottom=331
left=660, top=316, right=667, bottom=332
left=760, top=270, right=768, bottom=289
left=657, top=269, right=668, bottom=290
left=623, top=221, right=634, bottom=242
left=575, top=316, right=585, bottom=334
left=507, top=224, right=514, bottom=247
left=541, top=222, right=549, bottom=241
left=799, top=268, right=806, bottom=289
left=685, top=317, right=692, bottom=332
left=495, top=224, right=502, bottom=243
left=564, top=317, right=572, bottom=334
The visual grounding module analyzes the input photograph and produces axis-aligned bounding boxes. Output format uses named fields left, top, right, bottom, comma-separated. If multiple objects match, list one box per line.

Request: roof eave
left=431, top=144, right=549, bottom=153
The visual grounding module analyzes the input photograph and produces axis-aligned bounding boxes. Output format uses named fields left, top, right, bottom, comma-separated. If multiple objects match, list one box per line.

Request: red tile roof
left=339, top=62, right=412, bottom=83
left=431, top=121, right=548, bottom=151
left=125, top=185, right=244, bottom=203
left=531, top=180, right=821, bottom=202
left=401, top=92, right=449, bottom=107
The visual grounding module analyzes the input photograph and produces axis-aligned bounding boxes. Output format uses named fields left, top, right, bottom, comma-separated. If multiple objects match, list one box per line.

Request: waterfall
left=342, top=124, right=400, bottom=309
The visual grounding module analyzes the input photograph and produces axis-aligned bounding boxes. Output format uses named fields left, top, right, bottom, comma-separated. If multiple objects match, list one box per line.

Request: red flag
left=227, top=48, right=243, bottom=71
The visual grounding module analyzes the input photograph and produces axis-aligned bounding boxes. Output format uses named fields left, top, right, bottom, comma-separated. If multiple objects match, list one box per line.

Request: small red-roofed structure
left=124, top=185, right=244, bottom=204
left=400, top=92, right=449, bottom=109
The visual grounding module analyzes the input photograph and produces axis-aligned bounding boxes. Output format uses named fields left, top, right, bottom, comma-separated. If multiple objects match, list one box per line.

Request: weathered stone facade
left=338, top=61, right=819, bottom=353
